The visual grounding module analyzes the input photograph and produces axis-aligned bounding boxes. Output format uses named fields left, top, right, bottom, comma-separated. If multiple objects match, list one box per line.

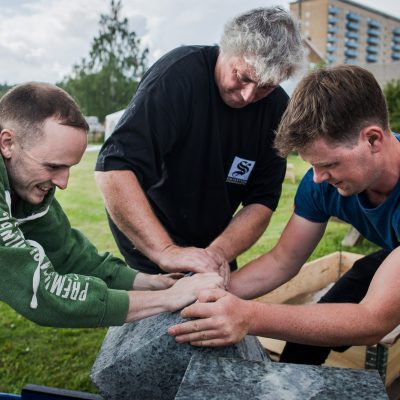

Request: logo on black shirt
left=226, top=156, right=256, bottom=185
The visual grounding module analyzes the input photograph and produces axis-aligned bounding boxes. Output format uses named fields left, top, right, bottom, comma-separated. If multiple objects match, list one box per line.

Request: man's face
left=214, top=55, right=277, bottom=108
left=3, top=117, right=87, bottom=204
left=299, top=137, right=380, bottom=197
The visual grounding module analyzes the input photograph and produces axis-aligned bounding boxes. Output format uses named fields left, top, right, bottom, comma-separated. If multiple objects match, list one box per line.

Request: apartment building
left=290, top=0, right=400, bottom=66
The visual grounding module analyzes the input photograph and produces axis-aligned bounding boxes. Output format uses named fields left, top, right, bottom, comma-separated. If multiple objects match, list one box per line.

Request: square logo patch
left=226, top=156, right=255, bottom=185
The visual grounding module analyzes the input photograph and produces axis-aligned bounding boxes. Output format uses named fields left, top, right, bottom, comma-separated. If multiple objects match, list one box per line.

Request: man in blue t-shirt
left=168, top=65, right=400, bottom=361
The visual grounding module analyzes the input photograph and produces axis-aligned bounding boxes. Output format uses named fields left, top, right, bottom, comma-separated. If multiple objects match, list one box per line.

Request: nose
left=313, top=167, right=330, bottom=184
left=241, top=83, right=258, bottom=103
left=52, top=168, right=70, bottom=190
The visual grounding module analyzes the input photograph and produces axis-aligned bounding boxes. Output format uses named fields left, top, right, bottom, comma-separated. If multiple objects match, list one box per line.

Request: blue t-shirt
left=294, top=136, right=400, bottom=251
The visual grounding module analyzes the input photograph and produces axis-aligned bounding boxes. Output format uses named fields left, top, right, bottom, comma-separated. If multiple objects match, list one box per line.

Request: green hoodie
left=0, top=156, right=136, bottom=327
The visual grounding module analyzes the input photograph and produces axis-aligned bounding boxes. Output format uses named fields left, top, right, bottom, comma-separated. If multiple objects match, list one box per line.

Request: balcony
left=346, top=22, right=360, bottom=31
left=392, top=52, right=400, bottom=60
left=346, top=12, right=361, bottom=22
left=345, top=40, right=358, bottom=49
left=368, top=19, right=380, bottom=29
left=392, top=44, right=400, bottom=52
left=328, top=6, right=340, bottom=15
left=366, top=46, right=378, bottom=54
left=327, top=36, right=338, bottom=43
left=328, top=26, right=338, bottom=34
left=366, top=54, right=378, bottom=62
left=367, top=28, right=380, bottom=37
left=328, top=15, right=340, bottom=24
left=346, top=31, right=359, bottom=40
left=344, top=49, right=358, bottom=58
left=393, top=27, right=400, bottom=36
left=327, top=45, right=337, bottom=53
left=393, top=35, right=400, bottom=44
left=367, top=37, right=379, bottom=45
left=326, top=54, right=336, bottom=63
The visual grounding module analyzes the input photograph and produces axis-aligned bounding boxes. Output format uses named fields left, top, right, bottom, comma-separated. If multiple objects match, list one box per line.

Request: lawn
left=0, top=151, right=378, bottom=395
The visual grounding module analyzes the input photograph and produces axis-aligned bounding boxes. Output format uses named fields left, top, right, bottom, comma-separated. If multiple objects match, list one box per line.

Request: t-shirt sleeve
left=95, top=67, right=191, bottom=191
left=241, top=89, right=288, bottom=211
left=294, top=168, right=331, bottom=223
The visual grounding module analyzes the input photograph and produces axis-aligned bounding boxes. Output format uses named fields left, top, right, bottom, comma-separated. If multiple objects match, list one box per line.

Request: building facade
left=290, top=0, right=400, bottom=66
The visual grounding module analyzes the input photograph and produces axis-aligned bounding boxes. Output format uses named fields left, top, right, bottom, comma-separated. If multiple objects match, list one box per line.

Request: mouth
left=330, top=181, right=343, bottom=188
left=36, top=185, right=53, bottom=193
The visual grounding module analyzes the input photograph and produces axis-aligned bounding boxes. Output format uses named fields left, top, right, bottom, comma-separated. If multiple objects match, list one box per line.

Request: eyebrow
left=43, top=162, right=71, bottom=168
left=312, top=161, right=338, bottom=168
left=237, top=71, right=276, bottom=88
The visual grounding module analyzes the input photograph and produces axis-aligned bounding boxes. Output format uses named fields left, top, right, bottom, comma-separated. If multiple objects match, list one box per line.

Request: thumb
left=197, top=288, right=227, bottom=303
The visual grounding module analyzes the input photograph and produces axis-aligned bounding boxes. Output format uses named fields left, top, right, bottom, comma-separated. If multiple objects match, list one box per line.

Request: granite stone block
left=91, top=311, right=268, bottom=400
left=175, top=355, right=389, bottom=400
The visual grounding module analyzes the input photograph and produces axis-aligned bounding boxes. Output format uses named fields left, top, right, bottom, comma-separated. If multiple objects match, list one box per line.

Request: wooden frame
left=256, top=251, right=400, bottom=388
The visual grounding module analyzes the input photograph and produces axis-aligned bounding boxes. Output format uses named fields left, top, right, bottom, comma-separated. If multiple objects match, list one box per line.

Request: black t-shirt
left=96, top=45, right=288, bottom=273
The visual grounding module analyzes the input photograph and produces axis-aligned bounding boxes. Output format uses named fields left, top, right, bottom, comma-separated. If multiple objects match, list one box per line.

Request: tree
left=383, top=79, right=400, bottom=133
left=0, top=83, right=13, bottom=99
left=59, top=0, right=148, bottom=122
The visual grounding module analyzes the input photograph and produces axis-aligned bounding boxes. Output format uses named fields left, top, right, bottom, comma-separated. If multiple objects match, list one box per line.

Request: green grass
left=0, top=151, right=378, bottom=394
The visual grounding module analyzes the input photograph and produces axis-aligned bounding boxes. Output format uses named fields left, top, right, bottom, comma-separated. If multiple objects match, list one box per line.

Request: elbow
left=94, top=171, right=106, bottom=188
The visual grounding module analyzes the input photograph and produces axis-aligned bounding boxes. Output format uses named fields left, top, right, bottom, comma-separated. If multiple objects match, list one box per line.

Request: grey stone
left=91, top=311, right=268, bottom=400
left=175, top=355, right=389, bottom=400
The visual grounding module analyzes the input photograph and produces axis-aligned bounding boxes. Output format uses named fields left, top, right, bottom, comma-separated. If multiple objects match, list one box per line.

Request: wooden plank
left=255, top=251, right=400, bottom=387
left=256, top=252, right=364, bottom=305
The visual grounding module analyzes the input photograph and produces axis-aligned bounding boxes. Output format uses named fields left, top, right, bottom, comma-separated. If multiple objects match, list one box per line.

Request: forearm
left=229, top=214, right=327, bottom=299
left=208, top=204, right=272, bottom=262
left=126, top=272, right=224, bottom=322
left=95, top=170, right=173, bottom=264
left=229, top=250, right=300, bottom=299
left=126, top=290, right=174, bottom=322
left=247, top=301, right=386, bottom=346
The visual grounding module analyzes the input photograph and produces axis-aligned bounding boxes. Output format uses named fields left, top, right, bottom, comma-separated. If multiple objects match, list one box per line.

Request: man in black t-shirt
left=95, top=7, right=304, bottom=281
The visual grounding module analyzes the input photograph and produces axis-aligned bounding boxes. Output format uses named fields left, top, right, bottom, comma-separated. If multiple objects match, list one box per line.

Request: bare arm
left=207, top=204, right=273, bottom=263
left=168, top=248, right=400, bottom=348
left=95, top=170, right=222, bottom=274
left=229, top=213, right=327, bottom=299
left=125, top=272, right=223, bottom=322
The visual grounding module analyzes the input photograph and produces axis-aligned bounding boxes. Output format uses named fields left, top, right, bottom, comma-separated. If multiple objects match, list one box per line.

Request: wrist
left=154, top=242, right=178, bottom=269
left=132, top=272, right=154, bottom=290
left=241, top=299, right=257, bottom=335
left=207, top=243, right=229, bottom=262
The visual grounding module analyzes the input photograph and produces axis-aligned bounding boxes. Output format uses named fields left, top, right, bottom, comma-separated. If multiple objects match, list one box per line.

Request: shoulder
left=140, top=45, right=218, bottom=86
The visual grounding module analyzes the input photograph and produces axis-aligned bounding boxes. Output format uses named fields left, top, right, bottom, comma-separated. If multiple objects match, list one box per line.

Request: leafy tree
left=0, top=83, right=13, bottom=99
left=59, top=0, right=148, bottom=122
left=383, top=79, right=400, bottom=133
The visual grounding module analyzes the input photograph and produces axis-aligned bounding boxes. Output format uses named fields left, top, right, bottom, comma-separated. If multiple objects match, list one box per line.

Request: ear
left=0, top=129, right=16, bottom=159
left=360, top=126, right=384, bottom=154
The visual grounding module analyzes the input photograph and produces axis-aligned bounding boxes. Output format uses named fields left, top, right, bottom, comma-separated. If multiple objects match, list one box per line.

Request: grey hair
left=219, top=6, right=305, bottom=85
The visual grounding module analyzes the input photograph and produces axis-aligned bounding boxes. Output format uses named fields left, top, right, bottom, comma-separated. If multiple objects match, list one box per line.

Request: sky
left=1, top=0, right=400, bottom=85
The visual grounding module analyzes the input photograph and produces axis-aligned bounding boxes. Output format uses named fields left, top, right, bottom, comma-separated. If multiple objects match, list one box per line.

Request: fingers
left=168, top=320, right=234, bottom=347
left=180, top=301, right=217, bottom=320
left=166, top=273, right=184, bottom=280
left=219, top=262, right=230, bottom=288
left=160, top=246, right=221, bottom=274
left=196, top=288, right=227, bottom=303
left=168, top=317, right=214, bottom=338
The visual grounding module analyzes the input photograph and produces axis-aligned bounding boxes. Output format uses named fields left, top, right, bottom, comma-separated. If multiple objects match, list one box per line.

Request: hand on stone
left=157, top=244, right=224, bottom=275
left=205, top=245, right=230, bottom=288
left=167, top=288, right=249, bottom=347
left=166, top=273, right=224, bottom=312
left=133, top=272, right=184, bottom=291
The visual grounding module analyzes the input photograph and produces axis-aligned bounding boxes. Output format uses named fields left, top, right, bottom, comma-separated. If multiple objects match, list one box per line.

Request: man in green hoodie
left=0, top=82, right=223, bottom=328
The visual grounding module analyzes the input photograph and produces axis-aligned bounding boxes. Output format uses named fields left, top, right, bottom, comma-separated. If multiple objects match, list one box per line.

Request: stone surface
left=175, top=355, right=389, bottom=400
left=91, top=311, right=268, bottom=400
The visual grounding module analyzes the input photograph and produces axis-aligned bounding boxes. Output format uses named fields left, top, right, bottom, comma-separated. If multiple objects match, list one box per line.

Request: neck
left=364, top=134, right=400, bottom=205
